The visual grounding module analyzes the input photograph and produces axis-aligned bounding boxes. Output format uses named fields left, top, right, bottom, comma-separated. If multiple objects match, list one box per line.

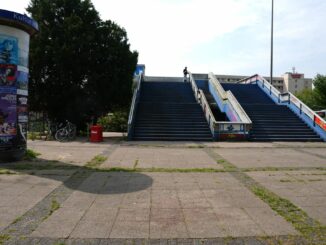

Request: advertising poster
left=0, top=93, right=17, bottom=139
left=18, top=123, right=28, bottom=142
left=19, top=49, right=29, bottom=67
left=17, top=95, right=28, bottom=123
left=0, top=34, right=18, bottom=65
left=0, top=64, right=17, bottom=87
left=16, top=70, right=28, bottom=90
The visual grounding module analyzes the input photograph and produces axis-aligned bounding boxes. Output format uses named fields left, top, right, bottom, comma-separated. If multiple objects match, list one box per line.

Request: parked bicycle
left=54, top=120, right=76, bottom=142
left=47, top=120, right=63, bottom=139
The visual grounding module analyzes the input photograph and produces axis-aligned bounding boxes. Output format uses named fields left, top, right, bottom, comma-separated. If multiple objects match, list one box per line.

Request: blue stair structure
left=221, top=83, right=322, bottom=141
left=133, top=81, right=212, bottom=140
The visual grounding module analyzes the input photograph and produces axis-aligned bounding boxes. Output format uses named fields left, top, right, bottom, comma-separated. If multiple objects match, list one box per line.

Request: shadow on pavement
left=0, top=158, right=153, bottom=194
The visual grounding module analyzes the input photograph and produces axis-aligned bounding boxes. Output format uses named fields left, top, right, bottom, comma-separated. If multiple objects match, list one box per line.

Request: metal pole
left=270, top=0, right=274, bottom=86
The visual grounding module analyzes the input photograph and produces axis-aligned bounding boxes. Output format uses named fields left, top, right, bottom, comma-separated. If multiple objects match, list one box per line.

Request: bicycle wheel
left=55, top=128, right=68, bottom=142
left=68, top=126, right=76, bottom=140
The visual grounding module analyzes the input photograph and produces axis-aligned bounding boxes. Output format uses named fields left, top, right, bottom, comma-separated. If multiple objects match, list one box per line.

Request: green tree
left=295, top=89, right=319, bottom=110
left=296, top=74, right=326, bottom=110
left=313, top=74, right=326, bottom=109
left=27, top=0, right=138, bottom=128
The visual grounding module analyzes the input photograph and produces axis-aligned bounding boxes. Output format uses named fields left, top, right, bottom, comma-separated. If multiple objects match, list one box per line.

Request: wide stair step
left=131, top=81, right=212, bottom=141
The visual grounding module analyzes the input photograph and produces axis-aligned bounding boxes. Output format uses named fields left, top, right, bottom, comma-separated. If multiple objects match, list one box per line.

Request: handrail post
left=288, top=93, right=291, bottom=104
left=313, top=115, right=316, bottom=127
left=300, top=103, right=302, bottom=114
left=270, top=85, right=272, bottom=95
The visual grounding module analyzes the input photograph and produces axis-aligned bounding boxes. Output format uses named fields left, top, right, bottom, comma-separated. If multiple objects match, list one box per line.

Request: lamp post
left=270, top=0, right=274, bottom=85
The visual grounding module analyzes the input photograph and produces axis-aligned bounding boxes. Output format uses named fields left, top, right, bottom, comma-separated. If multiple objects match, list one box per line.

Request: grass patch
left=280, top=179, right=293, bottom=182
left=308, top=179, right=323, bottom=182
left=85, top=155, right=107, bottom=168
left=4, top=161, right=76, bottom=171
left=93, top=167, right=226, bottom=173
left=242, top=167, right=326, bottom=172
left=0, top=169, right=17, bottom=175
left=50, top=199, right=60, bottom=215
left=251, top=185, right=326, bottom=244
left=216, top=159, right=237, bottom=172
left=0, top=234, right=10, bottom=245
left=23, top=149, right=41, bottom=161
left=11, top=216, right=23, bottom=224
left=187, top=145, right=204, bottom=148
left=43, top=198, right=60, bottom=221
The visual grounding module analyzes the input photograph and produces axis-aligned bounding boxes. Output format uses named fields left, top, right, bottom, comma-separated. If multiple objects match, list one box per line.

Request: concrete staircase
left=221, top=83, right=322, bottom=141
left=133, top=81, right=212, bottom=141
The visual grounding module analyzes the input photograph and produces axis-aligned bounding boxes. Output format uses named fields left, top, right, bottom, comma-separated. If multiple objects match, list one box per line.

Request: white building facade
left=215, top=72, right=313, bottom=94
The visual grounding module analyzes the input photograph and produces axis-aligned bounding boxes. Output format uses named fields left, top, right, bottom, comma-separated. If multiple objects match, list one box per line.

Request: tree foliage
left=295, top=74, right=326, bottom=110
left=27, top=0, right=138, bottom=128
left=313, top=74, right=326, bottom=109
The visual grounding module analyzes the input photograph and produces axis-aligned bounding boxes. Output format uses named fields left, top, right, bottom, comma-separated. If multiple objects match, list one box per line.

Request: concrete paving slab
left=110, top=220, right=149, bottom=238
left=150, top=220, right=188, bottom=239
left=70, top=206, right=117, bottom=238
left=116, top=208, right=150, bottom=222
left=151, top=190, right=180, bottom=208
left=28, top=140, right=111, bottom=165
left=248, top=170, right=326, bottom=225
left=102, top=147, right=221, bottom=169
left=300, top=148, right=326, bottom=158
left=31, top=208, right=87, bottom=238
left=4, top=171, right=298, bottom=239
left=215, top=148, right=326, bottom=168
left=244, top=207, right=298, bottom=236
left=0, top=173, right=71, bottom=232
left=186, top=220, right=227, bottom=238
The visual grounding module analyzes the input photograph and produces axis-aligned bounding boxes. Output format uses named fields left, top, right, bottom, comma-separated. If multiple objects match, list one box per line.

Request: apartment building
left=215, top=72, right=313, bottom=94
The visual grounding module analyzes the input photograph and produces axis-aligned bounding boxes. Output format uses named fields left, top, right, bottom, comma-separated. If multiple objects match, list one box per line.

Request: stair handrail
left=189, top=72, right=216, bottom=135
left=239, top=74, right=326, bottom=132
left=127, top=72, right=142, bottom=138
left=282, top=91, right=326, bottom=131
left=189, top=72, right=252, bottom=140
left=208, top=73, right=252, bottom=124
left=198, top=89, right=216, bottom=133
left=188, top=71, right=201, bottom=101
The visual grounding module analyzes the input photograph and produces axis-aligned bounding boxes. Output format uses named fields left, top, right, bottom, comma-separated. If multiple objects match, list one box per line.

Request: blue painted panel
left=0, top=9, right=39, bottom=32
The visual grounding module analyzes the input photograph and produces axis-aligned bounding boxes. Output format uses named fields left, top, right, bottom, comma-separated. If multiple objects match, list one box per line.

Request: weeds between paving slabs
left=24, top=149, right=41, bottom=160
left=85, top=155, right=108, bottom=168
left=238, top=173, right=326, bottom=245
left=0, top=234, right=10, bottom=245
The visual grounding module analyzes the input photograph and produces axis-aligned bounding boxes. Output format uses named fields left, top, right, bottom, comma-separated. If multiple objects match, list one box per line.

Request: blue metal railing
left=239, top=74, right=326, bottom=141
left=127, top=73, right=142, bottom=140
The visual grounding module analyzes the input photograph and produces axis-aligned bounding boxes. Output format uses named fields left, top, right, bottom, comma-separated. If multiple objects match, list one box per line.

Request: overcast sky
left=2, top=0, right=326, bottom=78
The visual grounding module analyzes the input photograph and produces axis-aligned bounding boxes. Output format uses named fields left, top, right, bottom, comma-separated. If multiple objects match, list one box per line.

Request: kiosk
left=0, top=9, right=38, bottom=161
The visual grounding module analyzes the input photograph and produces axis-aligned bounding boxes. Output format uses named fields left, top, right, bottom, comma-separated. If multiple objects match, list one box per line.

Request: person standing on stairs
left=183, top=66, right=188, bottom=82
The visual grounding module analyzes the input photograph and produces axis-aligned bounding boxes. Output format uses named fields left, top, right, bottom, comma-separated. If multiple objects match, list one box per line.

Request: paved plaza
left=0, top=138, right=325, bottom=244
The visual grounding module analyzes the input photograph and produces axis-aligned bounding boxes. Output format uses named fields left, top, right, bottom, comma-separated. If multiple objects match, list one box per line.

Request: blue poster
left=0, top=35, right=18, bottom=65
left=16, top=70, right=28, bottom=90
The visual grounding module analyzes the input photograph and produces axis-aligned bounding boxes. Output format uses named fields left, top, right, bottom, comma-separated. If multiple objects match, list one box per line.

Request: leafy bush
left=97, top=110, right=128, bottom=132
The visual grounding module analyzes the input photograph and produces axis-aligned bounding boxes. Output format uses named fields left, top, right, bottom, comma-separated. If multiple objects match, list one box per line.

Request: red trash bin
left=90, top=125, right=103, bottom=142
